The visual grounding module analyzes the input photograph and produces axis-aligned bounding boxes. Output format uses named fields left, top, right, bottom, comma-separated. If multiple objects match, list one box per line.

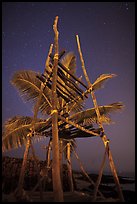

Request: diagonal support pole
left=72, top=146, right=105, bottom=198
left=92, top=142, right=108, bottom=201
left=76, top=35, right=124, bottom=202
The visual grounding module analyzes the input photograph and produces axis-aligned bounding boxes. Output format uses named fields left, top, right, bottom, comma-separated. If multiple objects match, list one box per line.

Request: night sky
left=2, top=2, right=135, bottom=175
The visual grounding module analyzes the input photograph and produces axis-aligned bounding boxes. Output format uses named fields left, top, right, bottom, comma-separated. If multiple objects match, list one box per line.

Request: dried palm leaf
left=68, top=97, right=85, bottom=113
left=11, top=70, right=52, bottom=115
left=92, top=74, right=117, bottom=91
left=60, top=52, right=76, bottom=75
left=69, top=102, right=125, bottom=125
left=2, top=116, right=52, bottom=151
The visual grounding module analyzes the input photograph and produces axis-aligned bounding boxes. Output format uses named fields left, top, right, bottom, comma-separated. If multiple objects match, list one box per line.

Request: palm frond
left=92, top=74, right=117, bottom=91
left=68, top=97, right=85, bottom=113
left=60, top=52, right=76, bottom=74
left=2, top=116, right=52, bottom=152
left=69, top=102, right=125, bottom=125
left=11, top=70, right=52, bottom=115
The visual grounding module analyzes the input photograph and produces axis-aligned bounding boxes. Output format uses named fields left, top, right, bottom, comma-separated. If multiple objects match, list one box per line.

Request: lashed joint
left=51, top=109, right=58, bottom=115
left=54, top=53, right=59, bottom=60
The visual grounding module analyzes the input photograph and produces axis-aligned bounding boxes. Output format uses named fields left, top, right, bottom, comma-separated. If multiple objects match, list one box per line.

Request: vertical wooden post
left=76, top=35, right=124, bottom=202
left=46, top=139, right=52, bottom=168
left=28, top=43, right=53, bottom=200
left=59, top=139, right=63, bottom=186
left=51, top=16, right=64, bottom=202
left=66, top=142, right=74, bottom=192
left=16, top=136, right=31, bottom=197
left=30, top=142, right=43, bottom=201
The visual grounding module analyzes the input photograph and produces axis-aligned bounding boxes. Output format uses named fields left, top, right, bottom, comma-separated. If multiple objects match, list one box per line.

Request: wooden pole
left=51, top=16, right=64, bottom=202
left=72, top=146, right=104, bottom=198
left=76, top=35, right=124, bottom=202
left=66, top=142, right=74, bottom=192
left=92, top=143, right=108, bottom=201
left=58, top=115, right=99, bottom=136
left=15, top=41, right=53, bottom=201
left=46, top=139, right=52, bottom=168
left=59, top=139, right=63, bottom=186
left=16, top=136, right=31, bottom=198
left=45, top=44, right=53, bottom=72
left=30, top=142, right=43, bottom=201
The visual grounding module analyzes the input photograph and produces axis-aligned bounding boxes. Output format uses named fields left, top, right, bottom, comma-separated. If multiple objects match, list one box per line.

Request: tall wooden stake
left=76, top=35, right=124, bottom=202
left=72, top=146, right=104, bottom=198
left=30, top=142, right=43, bottom=201
left=92, top=143, right=108, bottom=201
left=16, top=136, right=31, bottom=197
left=66, top=142, right=74, bottom=192
left=51, top=16, right=64, bottom=202
left=59, top=139, right=63, bottom=186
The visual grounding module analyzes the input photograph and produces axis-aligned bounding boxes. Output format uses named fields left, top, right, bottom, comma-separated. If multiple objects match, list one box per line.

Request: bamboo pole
left=51, top=16, right=64, bottom=202
left=76, top=35, right=124, bottom=202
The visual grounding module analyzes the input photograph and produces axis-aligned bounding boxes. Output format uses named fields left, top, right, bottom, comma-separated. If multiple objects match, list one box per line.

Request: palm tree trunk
left=59, top=139, right=63, bottom=186
left=51, top=16, right=64, bottom=202
left=30, top=142, right=43, bottom=201
left=76, top=35, right=124, bottom=202
left=66, top=142, right=74, bottom=192
left=17, top=137, right=31, bottom=196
